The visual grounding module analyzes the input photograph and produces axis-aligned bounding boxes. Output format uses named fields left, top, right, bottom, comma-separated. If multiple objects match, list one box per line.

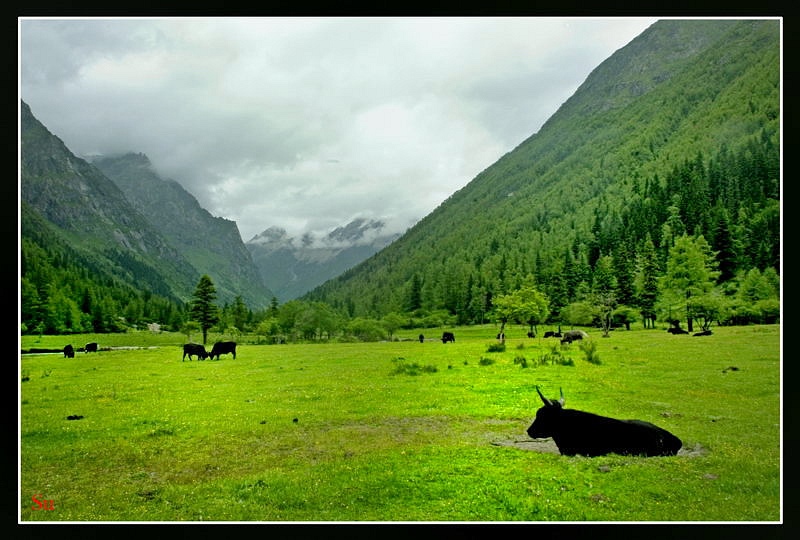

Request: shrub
left=486, top=342, right=506, bottom=353
left=479, top=357, right=496, bottom=366
left=756, top=298, right=780, bottom=324
left=390, top=357, right=438, bottom=376
left=347, top=318, right=387, bottom=342
left=579, top=339, right=601, bottom=365
left=537, top=345, right=575, bottom=367
left=513, top=355, right=528, bottom=368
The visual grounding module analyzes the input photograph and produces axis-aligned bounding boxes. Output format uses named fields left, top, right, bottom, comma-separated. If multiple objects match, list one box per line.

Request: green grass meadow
left=19, top=325, right=781, bottom=522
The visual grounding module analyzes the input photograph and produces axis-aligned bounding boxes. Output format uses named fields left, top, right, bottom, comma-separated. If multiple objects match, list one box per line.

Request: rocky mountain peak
left=245, top=218, right=400, bottom=302
left=247, top=226, right=291, bottom=246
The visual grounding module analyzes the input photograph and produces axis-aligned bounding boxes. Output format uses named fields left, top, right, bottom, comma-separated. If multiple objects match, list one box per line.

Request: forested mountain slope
left=304, top=19, right=780, bottom=322
left=20, top=101, right=199, bottom=295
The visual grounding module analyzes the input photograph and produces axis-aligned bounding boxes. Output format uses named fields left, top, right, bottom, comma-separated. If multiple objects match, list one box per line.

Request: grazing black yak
left=209, top=341, right=237, bottom=360
left=182, top=343, right=208, bottom=361
left=560, top=330, right=588, bottom=344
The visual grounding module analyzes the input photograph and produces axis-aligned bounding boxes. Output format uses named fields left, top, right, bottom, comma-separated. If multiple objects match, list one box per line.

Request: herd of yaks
left=433, top=328, right=590, bottom=344
left=57, top=324, right=710, bottom=362
left=57, top=341, right=238, bottom=361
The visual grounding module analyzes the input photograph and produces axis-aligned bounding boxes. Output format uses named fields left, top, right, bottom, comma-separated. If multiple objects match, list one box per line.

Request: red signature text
left=31, top=494, right=55, bottom=511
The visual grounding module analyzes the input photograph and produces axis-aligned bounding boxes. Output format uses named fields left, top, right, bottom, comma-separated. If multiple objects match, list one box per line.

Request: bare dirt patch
left=492, top=438, right=561, bottom=454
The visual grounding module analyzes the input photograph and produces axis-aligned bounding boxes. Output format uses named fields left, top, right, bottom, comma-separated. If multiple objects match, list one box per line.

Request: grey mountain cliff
left=90, top=152, right=274, bottom=308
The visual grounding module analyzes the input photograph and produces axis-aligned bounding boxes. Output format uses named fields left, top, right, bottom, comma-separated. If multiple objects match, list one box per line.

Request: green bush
left=579, top=339, right=601, bottom=364
left=537, top=345, right=575, bottom=367
left=390, top=357, right=438, bottom=375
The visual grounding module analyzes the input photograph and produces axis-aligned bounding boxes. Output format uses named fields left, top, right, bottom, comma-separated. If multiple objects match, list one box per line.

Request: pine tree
left=592, top=255, right=617, bottom=337
left=635, top=234, right=660, bottom=328
left=658, top=234, right=720, bottom=332
left=711, top=205, right=737, bottom=283
left=660, top=198, right=686, bottom=258
left=231, top=295, right=250, bottom=333
left=405, top=273, right=423, bottom=312
left=268, top=296, right=280, bottom=317
left=612, top=239, right=636, bottom=306
left=190, top=275, right=220, bottom=345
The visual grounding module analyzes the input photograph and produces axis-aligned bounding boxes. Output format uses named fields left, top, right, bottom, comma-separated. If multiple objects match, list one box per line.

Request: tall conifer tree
left=190, top=274, right=220, bottom=345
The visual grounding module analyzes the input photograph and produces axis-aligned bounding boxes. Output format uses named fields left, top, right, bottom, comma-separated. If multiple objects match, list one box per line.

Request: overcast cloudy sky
left=20, top=17, right=656, bottom=242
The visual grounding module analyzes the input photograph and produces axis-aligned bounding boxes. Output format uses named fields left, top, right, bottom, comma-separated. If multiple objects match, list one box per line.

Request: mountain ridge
left=20, top=101, right=201, bottom=302
left=246, top=219, right=400, bottom=302
left=90, top=152, right=273, bottom=308
left=21, top=102, right=273, bottom=309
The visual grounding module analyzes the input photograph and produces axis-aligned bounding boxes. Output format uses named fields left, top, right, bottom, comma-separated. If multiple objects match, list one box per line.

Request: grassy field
left=19, top=324, right=781, bottom=522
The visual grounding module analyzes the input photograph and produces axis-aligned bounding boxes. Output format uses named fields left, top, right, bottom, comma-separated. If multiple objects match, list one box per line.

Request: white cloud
left=20, top=16, right=656, bottom=241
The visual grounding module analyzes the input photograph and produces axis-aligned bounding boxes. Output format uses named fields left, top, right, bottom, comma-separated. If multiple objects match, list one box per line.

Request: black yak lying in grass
left=527, top=387, right=682, bottom=457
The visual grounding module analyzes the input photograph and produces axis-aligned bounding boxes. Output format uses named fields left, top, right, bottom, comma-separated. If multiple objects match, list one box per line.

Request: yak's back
left=552, top=410, right=682, bottom=457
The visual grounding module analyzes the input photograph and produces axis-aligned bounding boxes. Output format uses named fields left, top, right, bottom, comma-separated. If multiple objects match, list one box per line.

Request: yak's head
left=526, top=386, right=566, bottom=439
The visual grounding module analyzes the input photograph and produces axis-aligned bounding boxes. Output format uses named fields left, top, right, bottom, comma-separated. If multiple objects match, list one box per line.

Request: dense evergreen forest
left=20, top=204, right=186, bottom=334
left=304, top=137, right=780, bottom=330
left=20, top=19, right=780, bottom=339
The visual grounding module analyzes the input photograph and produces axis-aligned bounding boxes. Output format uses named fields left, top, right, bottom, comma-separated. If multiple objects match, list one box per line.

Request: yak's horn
left=536, top=385, right=553, bottom=406
left=559, top=387, right=566, bottom=406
